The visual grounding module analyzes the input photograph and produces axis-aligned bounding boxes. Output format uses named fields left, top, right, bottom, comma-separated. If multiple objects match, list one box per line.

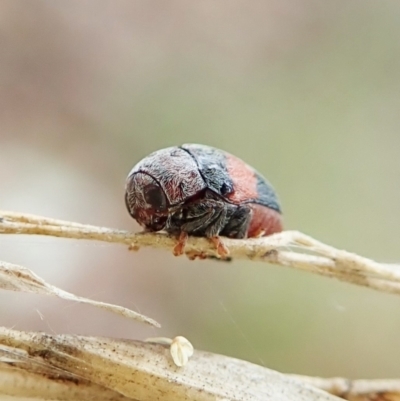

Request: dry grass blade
left=0, top=355, right=131, bottom=401
left=1, top=329, right=399, bottom=401
left=0, top=261, right=160, bottom=328
left=1, top=210, right=400, bottom=296
left=0, top=327, right=341, bottom=401
left=292, top=375, right=400, bottom=401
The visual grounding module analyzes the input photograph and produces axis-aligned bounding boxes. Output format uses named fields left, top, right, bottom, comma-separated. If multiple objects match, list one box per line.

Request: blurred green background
left=1, top=0, right=400, bottom=379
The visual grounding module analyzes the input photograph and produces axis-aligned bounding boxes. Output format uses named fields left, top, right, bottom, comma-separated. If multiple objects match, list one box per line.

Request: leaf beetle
left=125, top=144, right=282, bottom=258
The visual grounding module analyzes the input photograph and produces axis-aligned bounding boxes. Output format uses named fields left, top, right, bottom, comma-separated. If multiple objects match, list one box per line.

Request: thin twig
left=1, top=210, right=400, bottom=297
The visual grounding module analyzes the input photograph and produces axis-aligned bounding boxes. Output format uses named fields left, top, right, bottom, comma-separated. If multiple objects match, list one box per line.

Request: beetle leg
left=182, top=206, right=229, bottom=258
left=180, top=209, right=216, bottom=233
left=178, top=201, right=231, bottom=258
left=210, top=236, right=229, bottom=258
left=200, top=207, right=231, bottom=258
left=203, top=207, right=228, bottom=237
left=186, top=250, right=208, bottom=260
left=220, top=205, right=252, bottom=239
left=252, top=228, right=266, bottom=238
left=173, top=231, right=188, bottom=256
left=168, top=198, right=236, bottom=259
left=178, top=198, right=229, bottom=236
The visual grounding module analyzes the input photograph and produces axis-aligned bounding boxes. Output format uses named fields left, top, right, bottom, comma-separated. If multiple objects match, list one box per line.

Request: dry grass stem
left=1, top=327, right=399, bottom=401
left=292, top=375, right=400, bottom=401
left=1, top=211, right=399, bottom=400
left=1, top=210, right=400, bottom=296
left=0, top=327, right=340, bottom=401
left=0, top=261, right=159, bottom=328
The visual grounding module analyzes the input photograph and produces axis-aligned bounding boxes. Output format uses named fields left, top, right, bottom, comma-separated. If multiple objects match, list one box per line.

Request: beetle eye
left=144, top=184, right=167, bottom=211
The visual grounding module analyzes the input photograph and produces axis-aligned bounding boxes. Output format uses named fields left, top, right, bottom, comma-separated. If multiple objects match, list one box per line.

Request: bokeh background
left=1, top=0, right=400, bottom=379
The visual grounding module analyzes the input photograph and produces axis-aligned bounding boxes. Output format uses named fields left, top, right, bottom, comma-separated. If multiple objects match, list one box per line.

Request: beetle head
left=125, top=172, right=169, bottom=232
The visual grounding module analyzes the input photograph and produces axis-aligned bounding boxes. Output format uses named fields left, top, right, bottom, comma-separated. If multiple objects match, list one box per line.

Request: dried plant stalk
left=0, top=261, right=159, bottom=328
left=1, top=210, right=400, bottom=296
left=292, top=375, right=400, bottom=401
left=0, top=363, right=132, bottom=401
left=1, top=327, right=399, bottom=401
left=0, top=327, right=339, bottom=401
left=1, top=210, right=400, bottom=400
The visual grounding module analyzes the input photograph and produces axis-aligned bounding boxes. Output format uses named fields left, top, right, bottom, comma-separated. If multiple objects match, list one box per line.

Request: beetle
left=125, top=144, right=283, bottom=258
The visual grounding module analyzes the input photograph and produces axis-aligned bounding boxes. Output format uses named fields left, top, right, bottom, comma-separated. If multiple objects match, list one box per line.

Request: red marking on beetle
left=225, top=155, right=258, bottom=204
left=247, top=204, right=283, bottom=238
